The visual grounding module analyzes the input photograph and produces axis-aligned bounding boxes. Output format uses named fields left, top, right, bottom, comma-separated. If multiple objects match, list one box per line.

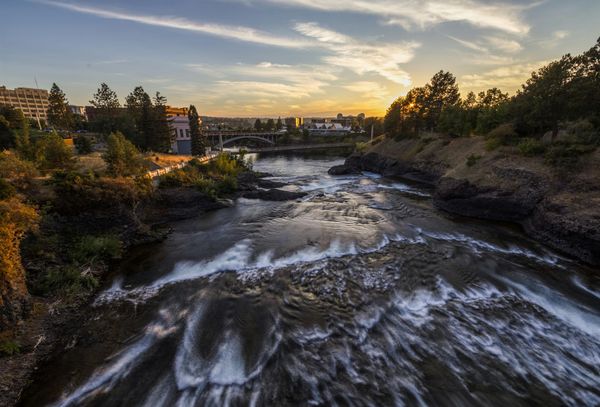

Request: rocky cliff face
left=341, top=136, right=600, bottom=266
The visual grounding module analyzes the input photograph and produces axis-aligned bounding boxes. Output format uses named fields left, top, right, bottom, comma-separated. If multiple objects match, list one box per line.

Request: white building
left=306, top=122, right=351, bottom=135
left=169, top=116, right=191, bottom=154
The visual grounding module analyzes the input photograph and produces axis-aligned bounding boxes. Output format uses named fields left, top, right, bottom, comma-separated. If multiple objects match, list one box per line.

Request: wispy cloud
left=257, top=0, right=537, bottom=34
left=485, top=36, right=523, bottom=53
left=460, top=60, right=548, bottom=91
left=294, top=22, right=418, bottom=85
left=36, top=0, right=313, bottom=48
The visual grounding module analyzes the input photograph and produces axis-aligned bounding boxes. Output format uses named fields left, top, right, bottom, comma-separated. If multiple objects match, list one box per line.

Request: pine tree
left=265, top=118, right=275, bottom=131
left=90, top=83, right=120, bottom=112
left=151, top=92, right=172, bottom=153
left=189, top=105, right=205, bottom=156
left=254, top=119, right=262, bottom=131
left=125, top=86, right=153, bottom=150
left=47, top=83, right=73, bottom=130
left=276, top=117, right=283, bottom=131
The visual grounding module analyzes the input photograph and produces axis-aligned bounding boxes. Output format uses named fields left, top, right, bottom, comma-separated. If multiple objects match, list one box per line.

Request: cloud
left=485, top=36, right=523, bottom=53
left=294, top=22, right=418, bottom=85
left=259, top=0, right=536, bottom=34
left=460, top=60, right=548, bottom=91
left=36, top=0, right=313, bottom=48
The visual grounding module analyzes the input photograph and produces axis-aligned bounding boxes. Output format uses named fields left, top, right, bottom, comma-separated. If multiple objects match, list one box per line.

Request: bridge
left=204, top=131, right=281, bottom=148
left=228, top=142, right=355, bottom=154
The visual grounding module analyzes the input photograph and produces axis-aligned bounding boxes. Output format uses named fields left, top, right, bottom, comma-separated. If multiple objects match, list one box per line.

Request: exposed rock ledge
left=337, top=136, right=600, bottom=266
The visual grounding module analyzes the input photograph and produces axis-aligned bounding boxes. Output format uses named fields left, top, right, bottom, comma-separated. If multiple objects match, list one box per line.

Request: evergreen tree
left=151, top=92, right=172, bottom=153
left=89, top=83, right=129, bottom=135
left=103, top=131, right=145, bottom=177
left=424, top=71, right=460, bottom=130
left=47, top=83, right=73, bottom=130
left=90, top=83, right=120, bottom=111
left=125, top=86, right=153, bottom=150
left=189, top=105, right=205, bottom=156
left=265, top=118, right=275, bottom=131
left=254, top=119, right=262, bottom=131
left=276, top=117, right=283, bottom=131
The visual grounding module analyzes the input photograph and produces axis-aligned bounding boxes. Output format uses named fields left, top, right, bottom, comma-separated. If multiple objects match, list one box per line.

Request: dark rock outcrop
left=338, top=145, right=600, bottom=266
left=145, top=187, right=229, bottom=223
left=327, top=164, right=361, bottom=175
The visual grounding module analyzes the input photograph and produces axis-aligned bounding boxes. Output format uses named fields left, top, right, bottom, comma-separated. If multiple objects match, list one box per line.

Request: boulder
left=327, top=164, right=360, bottom=175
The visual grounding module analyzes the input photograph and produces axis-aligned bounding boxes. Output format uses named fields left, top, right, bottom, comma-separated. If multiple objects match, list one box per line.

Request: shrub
left=544, top=143, right=595, bottom=168
left=0, top=340, right=21, bottom=356
left=35, top=132, right=74, bottom=170
left=0, top=151, right=38, bottom=187
left=517, top=138, right=546, bottom=156
left=466, top=154, right=482, bottom=167
left=0, top=178, right=15, bottom=200
left=103, top=132, right=146, bottom=177
left=74, top=136, right=93, bottom=154
left=32, top=265, right=98, bottom=298
left=485, top=123, right=517, bottom=151
left=72, top=234, right=122, bottom=264
left=565, top=119, right=600, bottom=146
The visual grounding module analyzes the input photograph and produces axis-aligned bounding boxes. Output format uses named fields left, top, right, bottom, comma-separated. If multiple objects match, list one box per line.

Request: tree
left=35, top=132, right=74, bottom=170
left=89, top=83, right=120, bottom=111
left=254, top=119, right=262, bottom=131
left=150, top=92, right=172, bottom=153
left=125, top=86, right=154, bottom=150
left=424, top=71, right=460, bottom=130
left=265, top=118, right=275, bottom=131
left=15, top=116, right=34, bottom=160
left=103, top=131, right=145, bottom=177
left=0, top=116, right=13, bottom=150
left=74, top=136, right=93, bottom=154
left=189, top=105, right=205, bottom=156
left=47, top=83, right=73, bottom=130
left=276, top=117, right=283, bottom=131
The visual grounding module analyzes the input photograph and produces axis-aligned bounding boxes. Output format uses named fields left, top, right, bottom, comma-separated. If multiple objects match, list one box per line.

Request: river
left=20, top=154, right=600, bottom=406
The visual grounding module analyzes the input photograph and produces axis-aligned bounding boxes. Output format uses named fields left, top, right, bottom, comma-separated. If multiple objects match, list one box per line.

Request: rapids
left=20, top=154, right=600, bottom=407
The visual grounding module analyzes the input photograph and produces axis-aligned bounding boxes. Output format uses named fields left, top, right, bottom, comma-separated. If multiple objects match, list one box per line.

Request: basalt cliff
left=335, top=136, right=600, bottom=266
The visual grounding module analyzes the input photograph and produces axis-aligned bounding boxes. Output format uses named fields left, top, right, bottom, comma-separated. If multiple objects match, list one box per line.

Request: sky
left=1, top=0, right=598, bottom=117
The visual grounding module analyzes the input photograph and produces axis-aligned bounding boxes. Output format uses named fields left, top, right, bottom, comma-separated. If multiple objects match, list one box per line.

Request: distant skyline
left=1, top=0, right=598, bottom=117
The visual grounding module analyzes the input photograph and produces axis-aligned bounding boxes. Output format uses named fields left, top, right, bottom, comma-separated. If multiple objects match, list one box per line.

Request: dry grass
left=145, top=153, right=192, bottom=170
left=76, top=152, right=107, bottom=173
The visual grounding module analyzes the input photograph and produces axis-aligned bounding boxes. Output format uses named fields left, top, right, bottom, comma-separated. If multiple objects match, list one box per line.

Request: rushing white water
left=23, top=154, right=600, bottom=407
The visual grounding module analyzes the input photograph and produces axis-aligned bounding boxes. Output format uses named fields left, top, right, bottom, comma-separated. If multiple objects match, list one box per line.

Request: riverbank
left=334, top=135, right=600, bottom=266
left=0, top=162, right=305, bottom=406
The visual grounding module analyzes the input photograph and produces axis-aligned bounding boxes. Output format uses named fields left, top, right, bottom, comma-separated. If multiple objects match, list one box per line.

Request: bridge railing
left=145, top=152, right=218, bottom=179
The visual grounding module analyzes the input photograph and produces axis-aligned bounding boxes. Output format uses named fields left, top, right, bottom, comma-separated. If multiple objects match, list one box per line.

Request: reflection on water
left=21, top=154, right=600, bottom=407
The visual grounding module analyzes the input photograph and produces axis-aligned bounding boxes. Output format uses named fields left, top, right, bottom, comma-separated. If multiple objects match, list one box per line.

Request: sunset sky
left=1, top=0, right=598, bottom=117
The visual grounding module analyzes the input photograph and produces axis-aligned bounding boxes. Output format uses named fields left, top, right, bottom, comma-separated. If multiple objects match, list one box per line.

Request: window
left=185, top=129, right=190, bottom=137
left=179, top=129, right=184, bottom=137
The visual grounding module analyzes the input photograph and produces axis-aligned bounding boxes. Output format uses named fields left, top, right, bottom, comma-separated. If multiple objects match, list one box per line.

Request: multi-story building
left=305, top=122, right=351, bottom=136
left=285, top=117, right=303, bottom=130
left=0, top=86, right=49, bottom=125
left=167, top=106, right=201, bottom=155
left=69, top=105, right=87, bottom=120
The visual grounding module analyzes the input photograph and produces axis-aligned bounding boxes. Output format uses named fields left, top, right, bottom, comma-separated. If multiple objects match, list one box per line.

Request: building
left=305, top=122, right=351, bottom=136
left=68, top=105, right=87, bottom=120
left=0, top=85, right=49, bottom=125
left=165, top=105, right=188, bottom=117
left=167, top=106, right=201, bottom=155
left=284, top=117, right=303, bottom=130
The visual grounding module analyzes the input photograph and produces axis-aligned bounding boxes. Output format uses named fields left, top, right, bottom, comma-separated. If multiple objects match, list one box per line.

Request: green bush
left=484, top=123, right=518, bottom=151
left=0, top=340, right=21, bottom=356
left=565, top=119, right=600, bottom=146
left=74, top=136, right=93, bottom=154
left=72, top=234, right=122, bottom=264
left=0, top=178, right=16, bottom=200
left=517, top=138, right=546, bottom=156
left=544, top=143, right=595, bottom=168
left=466, top=154, right=482, bottom=167
left=32, top=265, right=99, bottom=297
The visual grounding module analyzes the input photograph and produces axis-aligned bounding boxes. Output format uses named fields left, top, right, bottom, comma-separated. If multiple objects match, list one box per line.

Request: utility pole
left=33, top=76, right=43, bottom=130
left=371, top=124, right=374, bottom=142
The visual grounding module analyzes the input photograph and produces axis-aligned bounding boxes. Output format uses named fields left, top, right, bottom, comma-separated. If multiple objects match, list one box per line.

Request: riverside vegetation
left=333, top=38, right=600, bottom=265
left=0, top=84, right=252, bottom=405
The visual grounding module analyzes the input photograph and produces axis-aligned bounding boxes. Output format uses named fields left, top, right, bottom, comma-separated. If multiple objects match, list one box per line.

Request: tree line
left=384, top=37, right=600, bottom=142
